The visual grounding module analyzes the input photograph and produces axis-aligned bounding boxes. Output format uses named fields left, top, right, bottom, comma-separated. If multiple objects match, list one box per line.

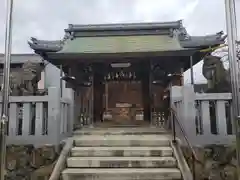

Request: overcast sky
left=0, top=0, right=239, bottom=83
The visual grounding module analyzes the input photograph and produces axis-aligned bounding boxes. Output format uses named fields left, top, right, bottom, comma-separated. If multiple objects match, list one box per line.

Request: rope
left=199, top=44, right=228, bottom=53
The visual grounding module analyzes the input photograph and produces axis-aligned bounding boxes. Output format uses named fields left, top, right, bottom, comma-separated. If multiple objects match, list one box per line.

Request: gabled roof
left=28, top=20, right=227, bottom=55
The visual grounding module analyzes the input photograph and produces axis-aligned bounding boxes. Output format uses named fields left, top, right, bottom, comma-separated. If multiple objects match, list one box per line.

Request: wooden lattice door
left=105, top=81, right=143, bottom=125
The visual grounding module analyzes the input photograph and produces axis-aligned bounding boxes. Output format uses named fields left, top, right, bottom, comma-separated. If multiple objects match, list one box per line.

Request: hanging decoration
left=104, top=70, right=138, bottom=81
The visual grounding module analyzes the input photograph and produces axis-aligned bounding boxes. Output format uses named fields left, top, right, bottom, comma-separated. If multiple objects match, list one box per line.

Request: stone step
left=62, top=168, right=182, bottom=180
left=71, top=146, right=173, bottom=157
left=74, top=127, right=167, bottom=135
left=67, top=156, right=177, bottom=168
left=74, top=135, right=171, bottom=147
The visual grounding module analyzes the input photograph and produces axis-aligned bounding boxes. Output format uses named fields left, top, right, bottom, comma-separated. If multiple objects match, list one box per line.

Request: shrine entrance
left=73, top=60, right=182, bottom=128
left=101, top=81, right=145, bottom=126
left=93, top=62, right=151, bottom=127
left=69, top=60, right=183, bottom=128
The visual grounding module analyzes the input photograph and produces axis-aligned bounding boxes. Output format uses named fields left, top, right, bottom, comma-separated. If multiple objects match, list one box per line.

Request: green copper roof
left=28, top=20, right=226, bottom=55
left=59, top=35, right=183, bottom=54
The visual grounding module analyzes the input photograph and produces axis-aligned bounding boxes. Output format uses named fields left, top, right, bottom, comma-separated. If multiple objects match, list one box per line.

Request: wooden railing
left=0, top=87, right=74, bottom=146
left=171, top=85, right=235, bottom=146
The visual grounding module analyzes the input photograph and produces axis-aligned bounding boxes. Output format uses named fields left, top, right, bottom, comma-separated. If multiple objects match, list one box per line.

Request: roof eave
left=179, top=32, right=227, bottom=49
left=28, top=37, right=63, bottom=53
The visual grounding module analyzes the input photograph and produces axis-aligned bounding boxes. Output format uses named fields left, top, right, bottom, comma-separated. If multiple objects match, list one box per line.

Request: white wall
left=44, top=63, right=61, bottom=88
left=43, top=63, right=73, bottom=98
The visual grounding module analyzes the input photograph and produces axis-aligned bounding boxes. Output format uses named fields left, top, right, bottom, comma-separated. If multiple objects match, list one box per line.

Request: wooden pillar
left=105, top=82, right=108, bottom=111
left=93, top=64, right=104, bottom=123
left=142, top=63, right=151, bottom=122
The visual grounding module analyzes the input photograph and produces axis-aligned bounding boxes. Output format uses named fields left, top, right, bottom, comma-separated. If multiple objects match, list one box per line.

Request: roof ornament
left=28, top=37, right=64, bottom=52
left=178, top=19, right=183, bottom=28
left=179, top=31, right=227, bottom=48
left=177, top=26, right=190, bottom=41
left=66, top=24, right=76, bottom=40
left=63, top=32, right=70, bottom=42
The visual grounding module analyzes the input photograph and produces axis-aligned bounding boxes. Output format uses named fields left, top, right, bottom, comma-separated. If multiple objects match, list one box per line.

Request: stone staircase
left=62, top=127, right=184, bottom=180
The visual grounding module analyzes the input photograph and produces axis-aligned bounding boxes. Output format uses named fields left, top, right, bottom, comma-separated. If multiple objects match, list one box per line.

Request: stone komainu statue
left=202, top=55, right=230, bottom=93
left=0, top=61, right=44, bottom=96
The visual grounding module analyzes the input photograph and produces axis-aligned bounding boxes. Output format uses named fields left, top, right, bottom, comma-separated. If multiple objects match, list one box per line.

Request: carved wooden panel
left=107, top=81, right=143, bottom=108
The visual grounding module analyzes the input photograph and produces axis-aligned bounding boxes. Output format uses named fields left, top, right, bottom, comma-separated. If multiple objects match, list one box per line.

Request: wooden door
left=105, top=81, right=144, bottom=125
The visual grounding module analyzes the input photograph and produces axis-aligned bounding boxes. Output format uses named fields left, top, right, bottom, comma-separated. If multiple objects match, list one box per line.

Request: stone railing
left=171, top=85, right=235, bottom=146
left=0, top=87, right=74, bottom=146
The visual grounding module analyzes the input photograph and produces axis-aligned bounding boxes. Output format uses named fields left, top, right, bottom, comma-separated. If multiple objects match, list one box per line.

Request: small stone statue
left=202, top=55, right=230, bottom=93
left=0, top=61, right=45, bottom=96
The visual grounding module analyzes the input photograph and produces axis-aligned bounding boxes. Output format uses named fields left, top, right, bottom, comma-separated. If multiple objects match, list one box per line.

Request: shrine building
left=28, top=20, right=226, bottom=127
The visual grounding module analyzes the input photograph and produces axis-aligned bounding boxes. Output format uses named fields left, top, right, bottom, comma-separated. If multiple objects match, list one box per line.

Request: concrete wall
left=171, top=85, right=234, bottom=146
left=44, top=62, right=72, bottom=99
left=2, top=87, right=74, bottom=146
left=44, top=63, right=61, bottom=88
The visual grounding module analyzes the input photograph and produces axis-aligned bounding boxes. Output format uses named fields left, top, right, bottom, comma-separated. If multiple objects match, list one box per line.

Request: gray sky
left=0, top=0, right=239, bottom=83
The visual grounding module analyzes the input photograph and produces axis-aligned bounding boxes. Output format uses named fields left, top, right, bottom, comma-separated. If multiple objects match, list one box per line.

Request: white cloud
left=0, top=0, right=240, bottom=83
